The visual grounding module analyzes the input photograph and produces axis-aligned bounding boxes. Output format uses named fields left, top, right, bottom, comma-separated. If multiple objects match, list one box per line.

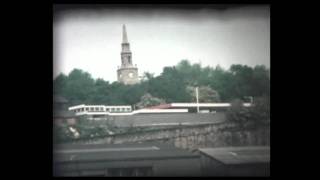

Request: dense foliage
left=135, top=93, right=166, bottom=109
left=226, top=96, right=270, bottom=130
left=54, top=60, right=270, bottom=107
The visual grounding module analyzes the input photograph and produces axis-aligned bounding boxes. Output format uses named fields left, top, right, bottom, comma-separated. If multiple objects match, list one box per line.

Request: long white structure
left=68, top=104, right=188, bottom=116
left=69, top=104, right=132, bottom=113
left=68, top=102, right=252, bottom=117
left=170, top=103, right=252, bottom=108
left=146, top=103, right=252, bottom=111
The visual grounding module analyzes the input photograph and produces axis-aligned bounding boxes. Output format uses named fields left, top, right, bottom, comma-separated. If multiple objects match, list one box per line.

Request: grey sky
left=53, top=5, right=270, bottom=82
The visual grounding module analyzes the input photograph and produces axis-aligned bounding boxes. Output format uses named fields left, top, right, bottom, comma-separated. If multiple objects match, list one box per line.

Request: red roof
left=146, top=104, right=172, bottom=109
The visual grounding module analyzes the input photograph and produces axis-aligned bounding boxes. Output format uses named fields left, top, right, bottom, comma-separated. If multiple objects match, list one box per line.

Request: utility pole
left=250, top=96, right=253, bottom=104
left=245, top=96, right=253, bottom=104
left=196, top=87, right=199, bottom=113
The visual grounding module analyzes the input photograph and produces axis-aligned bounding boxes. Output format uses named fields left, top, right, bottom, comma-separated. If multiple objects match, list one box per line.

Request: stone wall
left=107, top=112, right=226, bottom=127
left=72, top=122, right=270, bottom=150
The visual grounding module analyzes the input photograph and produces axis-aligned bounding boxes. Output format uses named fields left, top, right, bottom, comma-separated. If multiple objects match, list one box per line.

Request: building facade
left=117, top=25, right=139, bottom=85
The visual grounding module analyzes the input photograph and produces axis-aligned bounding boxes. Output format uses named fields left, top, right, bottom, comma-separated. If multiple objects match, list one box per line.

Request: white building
left=68, top=104, right=188, bottom=118
left=69, top=104, right=132, bottom=115
left=69, top=102, right=253, bottom=117
left=147, top=102, right=252, bottom=113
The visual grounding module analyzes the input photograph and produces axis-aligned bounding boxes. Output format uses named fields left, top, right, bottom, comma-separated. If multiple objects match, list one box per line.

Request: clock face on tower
left=128, top=73, right=133, bottom=78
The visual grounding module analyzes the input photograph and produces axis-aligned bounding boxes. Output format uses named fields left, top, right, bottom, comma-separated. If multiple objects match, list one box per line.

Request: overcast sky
left=53, top=5, right=270, bottom=82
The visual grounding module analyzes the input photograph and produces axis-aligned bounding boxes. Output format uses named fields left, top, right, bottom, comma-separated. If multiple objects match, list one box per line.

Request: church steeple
left=117, top=24, right=139, bottom=85
left=121, top=24, right=131, bottom=54
left=122, top=24, right=128, bottom=44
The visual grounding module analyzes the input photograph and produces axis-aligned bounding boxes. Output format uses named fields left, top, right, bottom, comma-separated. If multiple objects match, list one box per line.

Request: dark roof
left=54, top=95, right=69, bottom=103
left=54, top=110, right=75, bottom=118
left=53, top=142, right=199, bottom=163
left=198, top=146, right=270, bottom=165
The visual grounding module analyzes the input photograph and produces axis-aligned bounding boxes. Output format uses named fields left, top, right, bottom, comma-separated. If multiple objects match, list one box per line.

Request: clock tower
left=117, top=24, right=139, bottom=85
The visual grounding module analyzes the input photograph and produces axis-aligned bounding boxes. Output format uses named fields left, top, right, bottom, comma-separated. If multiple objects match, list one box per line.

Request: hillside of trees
left=53, top=60, right=270, bottom=108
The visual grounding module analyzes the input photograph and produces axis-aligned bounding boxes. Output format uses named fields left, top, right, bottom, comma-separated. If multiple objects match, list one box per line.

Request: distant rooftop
left=198, top=146, right=270, bottom=165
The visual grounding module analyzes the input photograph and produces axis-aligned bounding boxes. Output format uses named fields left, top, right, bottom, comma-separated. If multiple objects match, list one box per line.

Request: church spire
left=122, top=24, right=128, bottom=44
left=117, top=24, right=139, bottom=85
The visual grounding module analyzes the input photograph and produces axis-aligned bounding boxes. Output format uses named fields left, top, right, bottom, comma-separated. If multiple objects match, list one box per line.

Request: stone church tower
left=117, top=25, right=139, bottom=85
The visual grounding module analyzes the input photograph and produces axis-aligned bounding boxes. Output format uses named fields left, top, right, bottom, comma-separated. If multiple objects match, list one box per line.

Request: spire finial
left=122, top=24, right=128, bottom=43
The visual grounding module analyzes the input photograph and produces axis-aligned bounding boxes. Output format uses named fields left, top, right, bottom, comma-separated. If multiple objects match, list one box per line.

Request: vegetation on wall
left=226, top=96, right=270, bottom=130
left=135, top=93, right=166, bottom=109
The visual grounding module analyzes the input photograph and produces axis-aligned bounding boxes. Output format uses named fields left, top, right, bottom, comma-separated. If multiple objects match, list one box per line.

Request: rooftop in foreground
left=198, top=146, right=270, bottom=165
left=54, top=142, right=199, bottom=163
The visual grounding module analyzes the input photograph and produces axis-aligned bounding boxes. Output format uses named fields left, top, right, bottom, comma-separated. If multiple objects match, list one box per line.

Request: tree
left=229, top=64, right=254, bottom=98
left=226, top=96, right=270, bottom=130
left=252, top=65, right=270, bottom=97
left=227, top=64, right=270, bottom=101
left=146, top=66, right=191, bottom=102
left=186, top=85, right=220, bottom=102
left=53, top=61, right=270, bottom=106
left=63, top=69, right=96, bottom=105
left=141, top=72, right=155, bottom=82
left=249, top=95, right=270, bottom=125
left=176, top=60, right=193, bottom=84
left=135, top=93, right=166, bottom=109
left=90, top=78, right=111, bottom=104
left=122, top=84, right=146, bottom=105
left=226, top=99, right=250, bottom=129
left=53, top=73, right=68, bottom=94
